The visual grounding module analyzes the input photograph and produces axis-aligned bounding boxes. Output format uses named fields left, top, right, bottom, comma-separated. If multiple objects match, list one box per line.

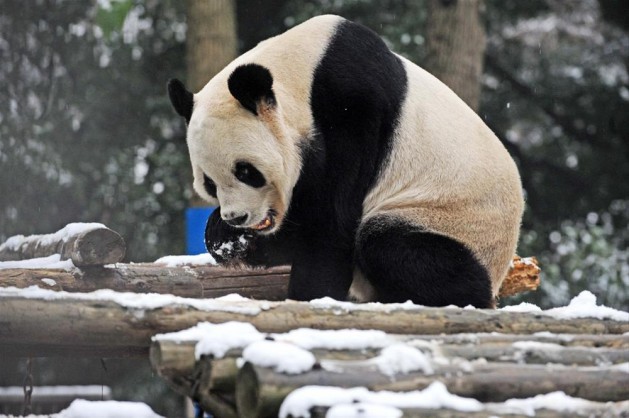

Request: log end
left=235, top=362, right=263, bottom=418
left=499, top=256, right=541, bottom=298
left=71, top=228, right=126, bottom=266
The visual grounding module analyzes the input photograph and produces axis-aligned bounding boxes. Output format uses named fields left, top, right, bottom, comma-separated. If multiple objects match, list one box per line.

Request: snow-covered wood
left=237, top=362, right=629, bottom=417
left=0, top=223, right=125, bottom=267
left=0, top=264, right=290, bottom=299
left=1, top=288, right=627, bottom=358
left=0, top=256, right=539, bottom=299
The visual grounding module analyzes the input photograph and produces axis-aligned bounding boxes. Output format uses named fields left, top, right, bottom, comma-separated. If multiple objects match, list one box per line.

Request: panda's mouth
left=250, top=210, right=276, bottom=232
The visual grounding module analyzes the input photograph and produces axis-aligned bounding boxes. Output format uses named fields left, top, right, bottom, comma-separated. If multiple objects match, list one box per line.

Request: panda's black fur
left=170, top=16, right=522, bottom=308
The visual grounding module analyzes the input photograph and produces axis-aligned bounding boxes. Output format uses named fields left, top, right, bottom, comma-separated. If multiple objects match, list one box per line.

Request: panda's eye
left=203, top=173, right=217, bottom=198
left=234, top=162, right=266, bottom=188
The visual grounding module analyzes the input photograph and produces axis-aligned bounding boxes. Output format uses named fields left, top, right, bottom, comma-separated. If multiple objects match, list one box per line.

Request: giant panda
left=168, top=15, right=524, bottom=308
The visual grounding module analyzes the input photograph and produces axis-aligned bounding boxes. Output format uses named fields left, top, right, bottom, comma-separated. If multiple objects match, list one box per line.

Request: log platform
left=2, top=224, right=627, bottom=417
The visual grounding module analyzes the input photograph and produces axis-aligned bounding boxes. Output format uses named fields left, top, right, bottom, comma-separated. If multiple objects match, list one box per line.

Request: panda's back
left=363, top=56, right=524, bottom=291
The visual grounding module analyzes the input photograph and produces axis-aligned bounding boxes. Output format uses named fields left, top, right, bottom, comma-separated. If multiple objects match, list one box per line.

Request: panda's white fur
left=361, top=56, right=523, bottom=297
left=187, top=16, right=340, bottom=231
left=172, top=15, right=524, bottom=306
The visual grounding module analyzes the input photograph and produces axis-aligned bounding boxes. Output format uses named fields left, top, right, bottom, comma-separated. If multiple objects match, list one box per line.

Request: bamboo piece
left=0, top=264, right=290, bottom=299
left=235, top=362, right=629, bottom=418
left=1, top=296, right=627, bottom=357
left=0, top=225, right=125, bottom=267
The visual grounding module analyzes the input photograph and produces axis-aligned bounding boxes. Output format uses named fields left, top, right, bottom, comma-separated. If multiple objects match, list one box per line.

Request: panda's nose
left=224, top=212, right=248, bottom=227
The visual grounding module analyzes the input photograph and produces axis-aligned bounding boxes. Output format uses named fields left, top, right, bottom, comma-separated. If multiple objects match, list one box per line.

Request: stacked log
left=148, top=318, right=629, bottom=418
left=0, top=258, right=539, bottom=300
left=0, top=224, right=125, bottom=267
left=1, top=294, right=627, bottom=357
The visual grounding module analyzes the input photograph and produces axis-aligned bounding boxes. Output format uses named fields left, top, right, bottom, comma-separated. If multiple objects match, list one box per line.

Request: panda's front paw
left=205, top=208, right=253, bottom=265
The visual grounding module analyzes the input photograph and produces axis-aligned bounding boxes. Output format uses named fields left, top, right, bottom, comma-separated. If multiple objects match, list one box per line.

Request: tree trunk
left=185, top=0, right=237, bottom=92
left=424, top=0, right=486, bottom=112
left=185, top=0, right=237, bottom=206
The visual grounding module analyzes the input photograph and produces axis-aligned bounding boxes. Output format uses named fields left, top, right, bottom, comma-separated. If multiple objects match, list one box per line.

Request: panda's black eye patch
left=234, top=161, right=266, bottom=188
left=203, top=173, right=217, bottom=198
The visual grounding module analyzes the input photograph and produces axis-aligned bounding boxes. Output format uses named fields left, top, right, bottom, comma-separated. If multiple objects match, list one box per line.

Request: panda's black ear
left=227, top=64, right=276, bottom=115
left=168, top=78, right=193, bottom=123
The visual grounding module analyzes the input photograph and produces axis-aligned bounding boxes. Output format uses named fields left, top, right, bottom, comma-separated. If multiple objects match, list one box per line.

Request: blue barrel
left=185, top=207, right=216, bottom=255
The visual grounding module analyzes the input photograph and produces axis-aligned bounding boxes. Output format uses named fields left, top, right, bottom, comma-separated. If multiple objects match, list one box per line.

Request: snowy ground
left=0, top=399, right=163, bottom=418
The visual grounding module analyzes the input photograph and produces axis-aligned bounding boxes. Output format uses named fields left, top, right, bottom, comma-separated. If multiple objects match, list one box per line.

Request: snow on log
left=235, top=361, right=629, bottom=417
left=0, top=223, right=125, bottom=267
left=150, top=336, right=628, bottom=395
left=149, top=321, right=628, bottom=417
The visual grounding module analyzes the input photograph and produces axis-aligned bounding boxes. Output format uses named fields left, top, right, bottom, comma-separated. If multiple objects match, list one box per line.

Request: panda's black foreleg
left=355, top=216, right=493, bottom=308
left=204, top=207, right=296, bottom=267
left=287, top=236, right=354, bottom=301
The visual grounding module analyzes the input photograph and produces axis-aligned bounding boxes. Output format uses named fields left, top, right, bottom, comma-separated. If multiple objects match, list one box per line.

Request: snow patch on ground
left=0, top=399, right=164, bottom=418
left=59, top=399, right=163, bottom=418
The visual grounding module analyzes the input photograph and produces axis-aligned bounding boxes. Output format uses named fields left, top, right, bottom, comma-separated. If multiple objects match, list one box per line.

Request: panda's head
left=168, top=64, right=301, bottom=234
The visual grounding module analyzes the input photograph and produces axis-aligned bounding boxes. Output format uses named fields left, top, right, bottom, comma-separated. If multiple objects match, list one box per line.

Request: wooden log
left=235, top=362, right=629, bottom=418
left=308, top=404, right=628, bottom=418
left=150, top=335, right=628, bottom=418
left=149, top=337, right=628, bottom=393
left=193, top=357, right=239, bottom=418
left=1, top=296, right=627, bottom=357
left=498, top=256, right=540, bottom=298
left=0, top=264, right=291, bottom=299
left=0, top=256, right=539, bottom=299
left=0, top=224, right=125, bottom=267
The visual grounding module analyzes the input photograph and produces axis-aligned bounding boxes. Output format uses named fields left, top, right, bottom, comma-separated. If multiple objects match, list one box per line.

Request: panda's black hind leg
left=355, top=216, right=493, bottom=308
